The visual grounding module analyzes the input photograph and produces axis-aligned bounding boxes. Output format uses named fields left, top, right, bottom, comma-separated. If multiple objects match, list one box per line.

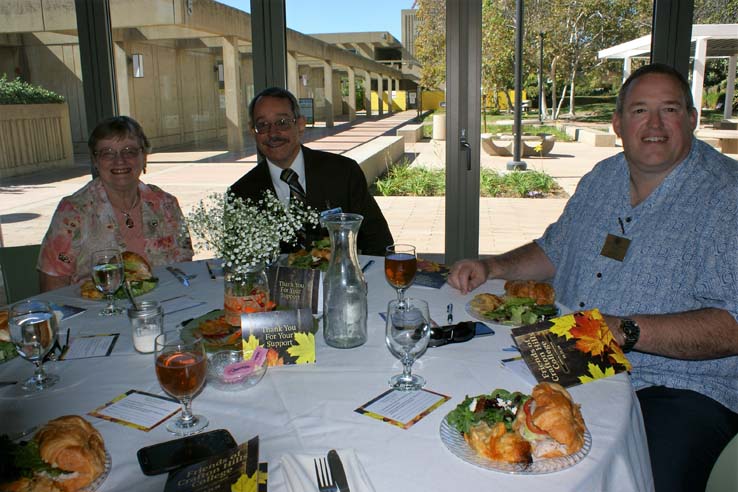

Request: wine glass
left=155, top=331, right=209, bottom=436
left=91, top=249, right=125, bottom=316
left=385, top=244, right=417, bottom=308
left=8, top=300, right=60, bottom=392
left=385, top=298, right=431, bottom=391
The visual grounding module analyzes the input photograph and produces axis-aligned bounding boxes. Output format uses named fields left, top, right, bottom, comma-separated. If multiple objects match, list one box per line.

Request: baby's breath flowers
left=185, top=191, right=318, bottom=282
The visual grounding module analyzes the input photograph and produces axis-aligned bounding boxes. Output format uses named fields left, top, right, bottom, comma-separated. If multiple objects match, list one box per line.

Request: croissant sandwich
left=34, top=416, right=107, bottom=491
left=504, top=280, right=556, bottom=305
left=450, top=383, right=586, bottom=464
left=1, top=416, right=106, bottom=492
left=81, top=251, right=154, bottom=299
left=512, top=382, right=586, bottom=458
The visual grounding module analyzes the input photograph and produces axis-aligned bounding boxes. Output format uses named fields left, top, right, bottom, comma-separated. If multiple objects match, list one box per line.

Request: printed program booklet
left=510, top=309, right=632, bottom=388
left=165, top=436, right=260, bottom=492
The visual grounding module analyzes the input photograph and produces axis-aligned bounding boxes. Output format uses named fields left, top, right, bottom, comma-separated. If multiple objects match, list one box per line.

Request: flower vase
left=223, top=263, right=270, bottom=326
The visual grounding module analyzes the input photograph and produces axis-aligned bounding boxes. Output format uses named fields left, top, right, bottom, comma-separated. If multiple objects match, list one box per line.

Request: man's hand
left=448, top=259, right=490, bottom=294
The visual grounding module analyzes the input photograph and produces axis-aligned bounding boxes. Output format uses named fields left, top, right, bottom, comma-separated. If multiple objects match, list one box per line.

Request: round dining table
left=0, top=258, right=654, bottom=491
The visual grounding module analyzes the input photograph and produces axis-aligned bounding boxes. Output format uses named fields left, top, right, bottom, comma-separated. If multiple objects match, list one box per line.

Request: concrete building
left=0, top=0, right=412, bottom=153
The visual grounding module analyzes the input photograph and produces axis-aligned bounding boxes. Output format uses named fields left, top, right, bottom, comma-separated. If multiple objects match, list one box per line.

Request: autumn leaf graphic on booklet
left=510, top=309, right=632, bottom=388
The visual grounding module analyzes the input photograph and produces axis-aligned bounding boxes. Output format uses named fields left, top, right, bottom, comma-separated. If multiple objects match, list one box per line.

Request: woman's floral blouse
left=38, top=179, right=193, bottom=283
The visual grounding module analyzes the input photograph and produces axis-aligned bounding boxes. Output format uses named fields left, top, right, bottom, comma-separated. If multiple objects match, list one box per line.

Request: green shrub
left=0, top=75, right=65, bottom=104
left=372, top=162, right=562, bottom=198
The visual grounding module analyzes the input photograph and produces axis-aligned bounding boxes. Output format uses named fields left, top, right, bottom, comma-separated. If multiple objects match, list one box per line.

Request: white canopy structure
left=599, top=24, right=738, bottom=124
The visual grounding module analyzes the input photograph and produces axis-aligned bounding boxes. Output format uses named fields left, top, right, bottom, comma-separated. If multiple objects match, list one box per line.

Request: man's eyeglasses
left=253, top=117, right=297, bottom=134
left=94, top=146, right=143, bottom=163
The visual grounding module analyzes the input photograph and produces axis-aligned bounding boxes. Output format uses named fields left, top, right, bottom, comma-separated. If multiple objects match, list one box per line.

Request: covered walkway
left=598, top=24, right=738, bottom=123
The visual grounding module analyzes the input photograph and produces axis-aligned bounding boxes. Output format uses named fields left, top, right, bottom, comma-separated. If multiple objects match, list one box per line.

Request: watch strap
left=620, top=318, right=640, bottom=353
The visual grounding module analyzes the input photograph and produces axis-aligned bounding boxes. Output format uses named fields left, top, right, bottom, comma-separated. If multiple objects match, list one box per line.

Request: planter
left=223, top=263, right=270, bottom=326
left=481, top=133, right=556, bottom=158
left=432, top=113, right=446, bottom=141
left=0, top=102, right=74, bottom=178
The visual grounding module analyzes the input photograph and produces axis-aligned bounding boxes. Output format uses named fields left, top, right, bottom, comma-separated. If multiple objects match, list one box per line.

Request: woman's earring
left=143, top=164, right=147, bottom=174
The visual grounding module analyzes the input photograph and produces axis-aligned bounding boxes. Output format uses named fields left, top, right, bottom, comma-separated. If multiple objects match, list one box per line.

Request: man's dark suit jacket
left=229, top=145, right=394, bottom=256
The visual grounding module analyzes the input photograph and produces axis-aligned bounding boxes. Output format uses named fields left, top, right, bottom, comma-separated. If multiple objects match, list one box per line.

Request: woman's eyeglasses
left=253, top=117, right=297, bottom=134
left=94, top=146, right=143, bottom=163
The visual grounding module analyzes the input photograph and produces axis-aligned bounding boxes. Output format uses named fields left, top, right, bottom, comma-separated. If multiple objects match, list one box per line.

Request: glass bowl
left=207, top=350, right=267, bottom=392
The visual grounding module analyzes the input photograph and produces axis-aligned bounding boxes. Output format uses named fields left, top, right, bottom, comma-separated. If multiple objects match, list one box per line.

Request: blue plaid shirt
left=537, top=139, right=738, bottom=412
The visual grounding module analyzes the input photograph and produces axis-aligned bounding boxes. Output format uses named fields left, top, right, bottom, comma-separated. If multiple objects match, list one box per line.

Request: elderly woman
left=38, top=116, right=193, bottom=292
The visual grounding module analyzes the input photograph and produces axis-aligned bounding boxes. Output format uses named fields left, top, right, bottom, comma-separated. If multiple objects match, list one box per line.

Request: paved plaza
left=5, top=110, right=722, bottom=262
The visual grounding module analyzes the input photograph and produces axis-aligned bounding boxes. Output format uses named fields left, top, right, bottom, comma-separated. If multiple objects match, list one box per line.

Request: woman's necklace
left=120, top=193, right=140, bottom=229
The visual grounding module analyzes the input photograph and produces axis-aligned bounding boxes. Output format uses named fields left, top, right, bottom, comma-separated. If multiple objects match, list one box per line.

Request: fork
left=313, top=457, right=338, bottom=492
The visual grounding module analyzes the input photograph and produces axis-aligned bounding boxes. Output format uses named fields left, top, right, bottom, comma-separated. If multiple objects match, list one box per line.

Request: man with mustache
left=229, top=87, right=393, bottom=256
left=449, top=64, right=738, bottom=492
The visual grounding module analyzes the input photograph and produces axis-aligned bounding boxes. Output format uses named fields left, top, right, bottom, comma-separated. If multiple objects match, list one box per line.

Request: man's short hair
left=248, top=87, right=301, bottom=125
left=616, top=63, right=694, bottom=115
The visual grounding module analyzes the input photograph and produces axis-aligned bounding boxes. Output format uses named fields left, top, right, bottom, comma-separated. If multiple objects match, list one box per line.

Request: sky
left=217, top=0, right=415, bottom=41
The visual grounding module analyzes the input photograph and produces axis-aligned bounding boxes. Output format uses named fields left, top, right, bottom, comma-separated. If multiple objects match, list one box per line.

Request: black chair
left=0, top=244, right=41, bottom=305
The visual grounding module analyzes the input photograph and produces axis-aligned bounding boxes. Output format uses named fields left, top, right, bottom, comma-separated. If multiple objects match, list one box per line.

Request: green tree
left=415, top=0, right=446, bottom=90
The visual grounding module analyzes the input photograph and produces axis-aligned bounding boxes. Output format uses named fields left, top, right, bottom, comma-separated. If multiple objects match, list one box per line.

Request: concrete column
left=347, top=67, right=356, bottom=121
left=387, top=77, right=393, bottom=114
left=287, top=51, right=299, bottom=97
left=223, top=35, right=244, bottom=151
left=622, top=57, right=632, bottom=84
left=725, top=55, right=736, bottom=120
left=323, top=60, right=334, bottom=127
left=691, top=37, right=707, bottom=125
left=364, top=71, right=372, bottom=117
left=113, top=42, right=131, bottom=115
left=377, top=74, right=384, bottom=116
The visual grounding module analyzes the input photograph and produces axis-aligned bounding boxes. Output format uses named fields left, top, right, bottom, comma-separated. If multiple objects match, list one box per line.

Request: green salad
left=0, top=435, right=66, bottom=482
left=484, top=297, right=558, bottom=325
left=113, top=277, right=158, bottom=299
left=0, top=341, right=16, bottom=363
left=447, top=389, right=529, bottom=434
left=287, top=238, right=332, bottom=272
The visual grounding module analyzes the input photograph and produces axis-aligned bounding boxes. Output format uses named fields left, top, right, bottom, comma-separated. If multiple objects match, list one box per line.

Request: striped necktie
left=280, top=168, right=307, bottom=204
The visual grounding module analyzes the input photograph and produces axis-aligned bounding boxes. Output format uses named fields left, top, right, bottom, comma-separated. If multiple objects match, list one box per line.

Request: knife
left=166, top=266, right=189, bottom=287
left=327, top=449, right=350, bottom=492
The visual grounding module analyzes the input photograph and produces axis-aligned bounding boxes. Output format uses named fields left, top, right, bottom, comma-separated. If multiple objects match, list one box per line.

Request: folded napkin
left=281, top=448, right=376, bottom=492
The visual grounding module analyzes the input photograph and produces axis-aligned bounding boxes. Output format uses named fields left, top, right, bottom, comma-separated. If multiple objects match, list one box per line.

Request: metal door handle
left=460, top=131, right=471, bottom=171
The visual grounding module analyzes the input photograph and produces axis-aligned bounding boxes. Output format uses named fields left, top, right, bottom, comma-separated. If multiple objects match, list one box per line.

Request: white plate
left=84, top=450, right=112, bottom=491
left=439, top=416, right=591, bottom=474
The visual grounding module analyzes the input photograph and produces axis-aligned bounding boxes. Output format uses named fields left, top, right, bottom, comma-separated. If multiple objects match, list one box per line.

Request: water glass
left=8, top=300, right=60, bottom=392
left=385, top=298, right=431, bottom=391
left=91, top=249, right=125, bottom=316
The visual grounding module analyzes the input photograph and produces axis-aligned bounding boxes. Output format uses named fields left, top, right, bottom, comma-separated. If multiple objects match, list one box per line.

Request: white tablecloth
left=0, top=258, right=654, bottom=491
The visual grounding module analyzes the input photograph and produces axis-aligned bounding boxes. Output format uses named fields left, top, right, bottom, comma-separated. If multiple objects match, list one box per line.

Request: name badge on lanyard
left=600, top=234, right=631, bottom=262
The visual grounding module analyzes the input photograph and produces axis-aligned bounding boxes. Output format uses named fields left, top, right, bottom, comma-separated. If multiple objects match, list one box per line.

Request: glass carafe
left=321, top=213, right=368, bottom=348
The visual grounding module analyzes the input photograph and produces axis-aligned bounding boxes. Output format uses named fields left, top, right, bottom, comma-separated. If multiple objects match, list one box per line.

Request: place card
left=266, top=265, right=321, bottom=313
left=89, top=389, right=180, bottom=431
left=355, top=388, right=450, bottom=429
left=241, top=308, right=315, bottom=366
left=59, top=333, right=118, bottom=360
left=50, top=303, right=87, bottom=321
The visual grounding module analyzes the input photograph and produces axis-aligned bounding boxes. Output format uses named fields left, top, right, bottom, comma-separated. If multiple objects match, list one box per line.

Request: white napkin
left=281, top=448, right=376, bottom=492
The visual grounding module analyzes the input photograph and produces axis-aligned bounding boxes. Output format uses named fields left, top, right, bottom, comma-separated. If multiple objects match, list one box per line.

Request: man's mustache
left=265, top=136, right=288, bottom=145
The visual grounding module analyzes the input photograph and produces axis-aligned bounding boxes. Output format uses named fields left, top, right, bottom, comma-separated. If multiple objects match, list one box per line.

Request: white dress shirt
left=267, top=150, right=307, bottom=206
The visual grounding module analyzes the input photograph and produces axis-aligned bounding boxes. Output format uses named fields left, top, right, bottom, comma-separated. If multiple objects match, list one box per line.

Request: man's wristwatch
left=619, top=318, right=640, bottom=353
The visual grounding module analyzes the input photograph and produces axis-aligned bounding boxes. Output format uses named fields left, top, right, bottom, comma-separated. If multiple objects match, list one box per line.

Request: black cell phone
left=136, top=429, right=237, bottom=476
